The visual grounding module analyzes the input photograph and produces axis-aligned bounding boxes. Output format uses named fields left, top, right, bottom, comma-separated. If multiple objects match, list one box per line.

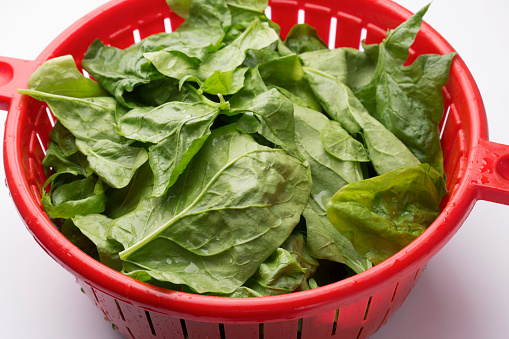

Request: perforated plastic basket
left=3, top=0, right=509, bottom=338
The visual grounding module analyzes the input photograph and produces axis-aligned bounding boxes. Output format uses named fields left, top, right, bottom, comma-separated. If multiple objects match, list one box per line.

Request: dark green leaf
left=258, top=54, right=322, bottom=111
left=42, top=176, right=106, bottom=219
left=114, top=125, right=312, bottom=294
left=293, top=105, right=371, bottom=273
left=73, top=214, right=124, bottom=270
left=284, top=24, right=328, bottom=54
left=86, top=140, right=148, bottom=189
left=354, top=5, right=455, bottom=173
left=303, top=67, right=420, bottom=175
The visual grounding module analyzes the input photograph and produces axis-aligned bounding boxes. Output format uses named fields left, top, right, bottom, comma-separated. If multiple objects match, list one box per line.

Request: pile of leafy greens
left=19, top=0, right=453, bottom=296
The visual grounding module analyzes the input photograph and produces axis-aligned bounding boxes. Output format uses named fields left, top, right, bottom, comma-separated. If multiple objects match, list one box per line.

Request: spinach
left=116, top=125, right=312, bottom=294
left=293, top=105, right=371, bottom=273
left=354, top=5, right=455, bottom=174
left=21, top=0, right=453, bottom=296
left=327, top=164, right=447, bottom=265
left=284, top=24, right=328, bottom=54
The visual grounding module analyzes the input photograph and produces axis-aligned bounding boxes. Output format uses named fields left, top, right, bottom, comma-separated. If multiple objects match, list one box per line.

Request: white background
left=1, top=0, right=509, bottom=338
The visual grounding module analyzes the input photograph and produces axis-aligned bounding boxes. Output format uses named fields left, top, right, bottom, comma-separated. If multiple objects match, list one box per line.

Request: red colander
left=2, top=0, right=509, bottom=338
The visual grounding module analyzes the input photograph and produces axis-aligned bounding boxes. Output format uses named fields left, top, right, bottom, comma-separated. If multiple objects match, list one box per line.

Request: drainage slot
left=219, top=323, right=226, bottom=339
left=297, top=9, right=305, bottom=24
left=91, top=288, right=100, bottom=304
left=259, top=323, right=264, bottom=339
left=115, top=299, right=126, bottom=321
left=439, top=104, right=451, bottom=139
left=359, top=27, right=367, bottom=51
left=164, top=17, right=172, bottom=33
left=133, top=29, right=141, bottom=43
left=264, top=6, right=272, bottom=20
left=363, top=297, right=372, bottom=320
left=297, top=318, right=303, bottom=339
left=391, top=283, right=400, bottom=302
left=126, top=327, right=135, bottom=339
left=356, top=327, right=364, bottom=339
left=328, top=17, right=337, bottom=49
left=45, top=107, right=55, bottom=126
left=145, top=310, right=156, bottom=336
left=331, top=308, right=340, bottom=335
left=180, top=319, right=189, bottom=339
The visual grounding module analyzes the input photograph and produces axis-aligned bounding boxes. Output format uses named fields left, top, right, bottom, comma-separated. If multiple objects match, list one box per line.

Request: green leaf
left=85, top=0, right=231, bottom=107
left=17, top=90, right=125, bottom=146
left=226, top=0, right=268, bottom=13
left=280, top=233, right=319, bottom=291
left=86, top=140, right=148, bottom=189
left=48, top=121, right=79, bottom=157
left=42, top=141, right=90, bottom=177
left=118, top=101, right=220, bottom=195
left=146, top=18, right=279, bottom=88
left=21, top=55, right=108, bottom=98
left=233, top=88, right=303, bottom=161
left=303, top=67, right=420, bottom=175
left=72, top=214, right=124, bottom=270
left=202, top=67, right=249, bottom=95
left=243, top=248, right=307, bottom=296
left=104, top=162, right=154, bottom=219
left=321, top=120, right=370, bottom=162
left=293, top=105, right=371, bottom=273
left=113, top=126, right=312, bottom=294
left=284, top=24, right=328, bottom=54
left=354, top=5, right=455, bottom=173
left=326, top=163, right=447, bottom=265
left=42, top=176, right=106, bottom=219
left=299, top=47, right=377, bottom=91
left=258, top=54, right=322, bottom=111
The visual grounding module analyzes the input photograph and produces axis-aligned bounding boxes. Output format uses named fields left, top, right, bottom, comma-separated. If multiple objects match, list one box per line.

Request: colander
left=2, top=0, right=509, bottom=338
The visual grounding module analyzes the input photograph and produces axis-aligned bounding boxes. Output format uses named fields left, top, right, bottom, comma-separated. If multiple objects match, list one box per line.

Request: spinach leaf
left=42, top=141, right=90, bottom=177
left=223, top=2, right=276, bottom=45
left=258, top=55, right=322, bottom=111
left=202, top=67, right=249, bottom=95
left=42, top=175, right=106, bottom=219
left=19, top=89, right=149, bottom=189
left=73, top=214, right=124, bottom=271
left=284, top=24, right=328, bottom=54
left=299, top=47, right=377, bottom=92
left=86, top=140, right=148, bottom=189
left=48, top=121, right=79, bottom=157
left=104, top=162, right=154, bottom=219
left=226, top=0, right=268, bottom=13
left=145, top=18, right=278, bottom=92
left=17, top=90, right=124, bottom=146
left=327, top=163, right=447, bottom=265
left=280, top=233, right=319, bottom=291
left=24, top=55, right=108, bottom=98
left=354, top=5, right=455, bottom=173
left=84, top=0, right=230, bottom=107
left=321, top=120, right=369, bottom=162
left=293, top=105, right=371, bottom=273
left=303, top=67, right=420, bottom=175
left=235, top=248, right=307, bottom=296
left=118, top=101, right=220, bottom=196
left=114, top=125, right=312, bottom=294
left=232, top=88, right=303, bottom=161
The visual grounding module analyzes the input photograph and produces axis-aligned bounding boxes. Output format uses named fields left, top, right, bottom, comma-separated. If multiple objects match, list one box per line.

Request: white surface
left=1, top=1, right=508, bottom=338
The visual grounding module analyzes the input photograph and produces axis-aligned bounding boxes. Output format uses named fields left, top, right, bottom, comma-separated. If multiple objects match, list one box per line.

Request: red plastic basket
left=3, top=0, right=509, bottom=338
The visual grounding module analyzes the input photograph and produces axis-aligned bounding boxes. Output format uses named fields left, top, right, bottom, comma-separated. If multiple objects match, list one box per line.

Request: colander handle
left=468, top=138, right=509, bottom=205
left=0, top=56, right=37, bottom=111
